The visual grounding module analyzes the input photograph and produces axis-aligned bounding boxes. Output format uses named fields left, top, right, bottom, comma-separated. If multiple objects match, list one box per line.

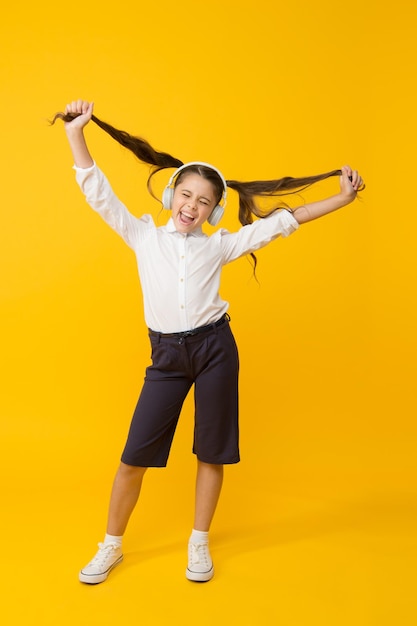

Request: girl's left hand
left=340, top=165, right=364, bottom=198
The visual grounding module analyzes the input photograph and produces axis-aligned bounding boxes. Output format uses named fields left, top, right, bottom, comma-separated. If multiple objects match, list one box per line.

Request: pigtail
left=224, top=170, right=349, bottom=274
left=52, top=109, right=362, bottom=275
left=50, top=111, right=183, bottom=196
left=51, top=111, right=344, bottom=222
left=226, top=170, right=343, bottom=227
left=90, top=115, right=184, bottom=200
left=89, top=115, right=183, bottom=170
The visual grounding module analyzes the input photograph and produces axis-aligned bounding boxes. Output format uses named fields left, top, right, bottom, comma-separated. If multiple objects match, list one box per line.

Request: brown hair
left=52, top=111, right=361, bottom=270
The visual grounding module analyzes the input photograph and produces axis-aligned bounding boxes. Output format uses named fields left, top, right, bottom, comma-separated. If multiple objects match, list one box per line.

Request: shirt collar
left=165, top=217, right=205, bottom=237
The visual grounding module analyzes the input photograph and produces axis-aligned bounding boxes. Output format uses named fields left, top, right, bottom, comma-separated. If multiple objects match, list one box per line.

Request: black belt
left=149, top=313, right=230, bottom=340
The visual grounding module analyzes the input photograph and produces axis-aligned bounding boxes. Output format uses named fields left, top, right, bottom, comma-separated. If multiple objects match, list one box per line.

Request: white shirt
left=74, top=163, right=299, bottom=333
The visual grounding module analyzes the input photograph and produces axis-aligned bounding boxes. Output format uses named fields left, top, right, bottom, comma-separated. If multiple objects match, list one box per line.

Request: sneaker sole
left=186, top=565, right=214, bottom=582
left=79, top=555, right=124, bottom=584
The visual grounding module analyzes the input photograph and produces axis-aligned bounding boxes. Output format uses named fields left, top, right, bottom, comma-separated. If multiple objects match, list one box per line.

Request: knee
left=117, top=462, right=147, bottom=480
left=198, top=460, right=224, bottom=474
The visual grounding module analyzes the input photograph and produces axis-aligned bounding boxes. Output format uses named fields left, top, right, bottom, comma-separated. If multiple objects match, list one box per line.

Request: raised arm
left=63, top=100, right=95, bottom=169
left=291, top=165, right=363, bottom=225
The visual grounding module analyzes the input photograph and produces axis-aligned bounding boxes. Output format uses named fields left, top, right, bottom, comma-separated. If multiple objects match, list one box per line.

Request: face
left=171, top=173, right=218, bottom=233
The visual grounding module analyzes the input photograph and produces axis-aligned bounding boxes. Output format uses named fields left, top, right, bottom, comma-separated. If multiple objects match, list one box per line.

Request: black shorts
left=121, top=316, right=240, bottom=467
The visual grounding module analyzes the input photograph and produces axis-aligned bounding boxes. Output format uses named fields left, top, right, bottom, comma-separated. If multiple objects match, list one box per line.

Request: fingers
left=341, top=165, right=364, bottom=193
left=350, top=170, right=364, bottom=192
left=65, top=100, right=88, bottom=114
left=64, top=99, right=94, bottom=118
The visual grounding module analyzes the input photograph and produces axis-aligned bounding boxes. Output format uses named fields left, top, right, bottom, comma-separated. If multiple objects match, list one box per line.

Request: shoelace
left=90, top=542, right=119, bottom=567
left=189, top=543, right=210, bottom=566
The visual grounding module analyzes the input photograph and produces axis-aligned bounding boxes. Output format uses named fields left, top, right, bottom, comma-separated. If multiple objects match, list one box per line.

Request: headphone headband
left=162, top=161, right=228, bottom=225
left=166, top=161, right=228, bottom=207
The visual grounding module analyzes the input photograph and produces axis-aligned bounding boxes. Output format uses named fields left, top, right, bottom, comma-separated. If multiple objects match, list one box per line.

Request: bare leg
left=193, top=460, right=224, bottom=532
left=106, top=462, right=147, bottom=536
left=79, top=462, right=147, bottom=584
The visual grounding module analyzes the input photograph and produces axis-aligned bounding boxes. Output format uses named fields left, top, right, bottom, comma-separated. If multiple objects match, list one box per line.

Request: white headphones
left=162, top=161, right=228, bottom=226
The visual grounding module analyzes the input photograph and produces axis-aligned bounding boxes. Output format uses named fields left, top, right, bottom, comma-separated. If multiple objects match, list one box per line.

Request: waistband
left=148, top=313, right=230, bottom=341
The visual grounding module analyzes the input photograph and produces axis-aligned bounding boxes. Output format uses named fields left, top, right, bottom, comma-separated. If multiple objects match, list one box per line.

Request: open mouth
left=179, top=211, right=196, bottom=225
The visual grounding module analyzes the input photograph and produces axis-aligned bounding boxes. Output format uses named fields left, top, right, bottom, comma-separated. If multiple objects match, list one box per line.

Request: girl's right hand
left=64, top=100, right=94, bottom=130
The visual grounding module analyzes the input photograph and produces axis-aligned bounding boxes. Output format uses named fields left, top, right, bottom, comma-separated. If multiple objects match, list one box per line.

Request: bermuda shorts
left=121, top=316, right=240, bottom=467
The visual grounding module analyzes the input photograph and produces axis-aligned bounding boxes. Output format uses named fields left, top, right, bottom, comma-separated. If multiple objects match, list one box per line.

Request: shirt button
left=181, top=305, right=185, bottom=309
left=180, top=278, right=184, bottom=282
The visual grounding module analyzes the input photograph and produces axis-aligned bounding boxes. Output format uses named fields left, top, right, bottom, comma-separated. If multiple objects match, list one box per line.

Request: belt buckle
left=178, top=329, right=194, bottom=344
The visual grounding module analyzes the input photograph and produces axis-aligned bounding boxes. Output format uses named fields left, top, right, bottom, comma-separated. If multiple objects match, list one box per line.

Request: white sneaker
left=79, top=542, right=123, bottom=584
left=186, top=542, right=214, bottom=582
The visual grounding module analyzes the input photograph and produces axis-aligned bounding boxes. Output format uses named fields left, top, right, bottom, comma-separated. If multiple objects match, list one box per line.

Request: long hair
left=52, top=111, right=356, bottom=271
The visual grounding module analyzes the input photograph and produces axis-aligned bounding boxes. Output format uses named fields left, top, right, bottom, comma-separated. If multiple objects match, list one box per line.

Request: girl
left=54, top=99, right=364, bottom=585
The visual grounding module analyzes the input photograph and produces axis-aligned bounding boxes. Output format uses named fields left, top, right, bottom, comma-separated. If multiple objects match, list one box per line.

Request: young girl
left=54, top=99, right=364, bottom=585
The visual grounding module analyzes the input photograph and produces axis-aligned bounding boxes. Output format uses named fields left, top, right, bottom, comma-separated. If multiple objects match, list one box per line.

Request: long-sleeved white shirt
left=74, top=163, right=299, bottom=333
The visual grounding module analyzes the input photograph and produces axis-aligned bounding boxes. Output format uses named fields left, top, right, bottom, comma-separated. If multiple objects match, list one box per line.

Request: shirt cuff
left=72, top=161, right=96, bottom=172
left=277, top=208, right=299, bottom=236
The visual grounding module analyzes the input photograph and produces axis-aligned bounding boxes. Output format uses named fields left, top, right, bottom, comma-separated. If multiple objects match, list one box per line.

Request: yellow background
left=1, top=1, right=416, bottom=624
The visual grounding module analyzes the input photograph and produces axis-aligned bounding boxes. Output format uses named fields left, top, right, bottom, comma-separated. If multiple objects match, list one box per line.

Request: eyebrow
left=181, top=187, right=213, bottom=202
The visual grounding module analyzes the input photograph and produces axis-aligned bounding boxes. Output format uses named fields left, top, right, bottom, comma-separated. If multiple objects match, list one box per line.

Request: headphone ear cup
left=162, top=186, right=174, bottom=210
left=207, top=204, right=224, bottom=226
